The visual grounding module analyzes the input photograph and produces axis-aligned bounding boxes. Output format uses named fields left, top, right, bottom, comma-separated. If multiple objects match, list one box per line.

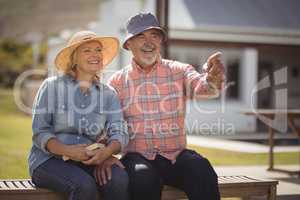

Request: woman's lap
left=32, top=157, right=99, bottom=200
left=32, top=157, right=129, bottom=200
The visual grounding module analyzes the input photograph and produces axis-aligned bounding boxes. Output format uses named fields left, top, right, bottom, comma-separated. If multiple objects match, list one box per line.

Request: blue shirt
left=28, top=74, right=128, bottom=176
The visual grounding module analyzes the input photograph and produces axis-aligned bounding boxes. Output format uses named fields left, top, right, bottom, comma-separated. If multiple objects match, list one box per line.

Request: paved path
left=187, top=135, right=300, bottom=153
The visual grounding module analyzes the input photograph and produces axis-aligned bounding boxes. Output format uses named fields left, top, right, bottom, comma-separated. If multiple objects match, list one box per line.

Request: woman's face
left=73, top=41, right=103, bottom=76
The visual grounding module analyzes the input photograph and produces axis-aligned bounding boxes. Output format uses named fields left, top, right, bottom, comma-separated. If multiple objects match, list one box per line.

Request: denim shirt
left=28, top=75, right=128, bottom=176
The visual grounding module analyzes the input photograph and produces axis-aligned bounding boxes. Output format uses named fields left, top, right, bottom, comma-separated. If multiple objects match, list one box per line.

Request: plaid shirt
left=108, top=58, right=220, bottom=161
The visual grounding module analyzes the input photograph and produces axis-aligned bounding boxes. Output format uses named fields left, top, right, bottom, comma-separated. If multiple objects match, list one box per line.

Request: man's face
left=126, top=29, right=162, bottom=69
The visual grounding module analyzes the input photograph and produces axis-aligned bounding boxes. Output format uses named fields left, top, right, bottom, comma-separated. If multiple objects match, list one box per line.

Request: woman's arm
left=46, top=138, right=91, bottom=161
left=32, top=78, right=56, bottom=153
left=82, top=88, right=128, bottom=165
left=32, top=78, right=92, bottom=162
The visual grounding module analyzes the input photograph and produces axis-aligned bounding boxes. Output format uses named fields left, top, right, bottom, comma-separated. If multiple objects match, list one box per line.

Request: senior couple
left=28, top=12, right=224, bottom=200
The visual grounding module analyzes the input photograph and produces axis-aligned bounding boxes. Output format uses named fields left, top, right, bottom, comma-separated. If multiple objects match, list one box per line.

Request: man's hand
left=94, top=156, right=125, bottom=185
left=203, top=52, right=225, bottom=90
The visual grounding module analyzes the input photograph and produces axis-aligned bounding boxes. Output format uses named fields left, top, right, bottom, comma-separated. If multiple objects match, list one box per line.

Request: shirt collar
left=65, top=74, right=101, bottom=89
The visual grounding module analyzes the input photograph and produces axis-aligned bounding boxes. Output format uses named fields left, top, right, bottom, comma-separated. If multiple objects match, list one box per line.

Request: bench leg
left=268, top=185, right=277, bottom=200
left=268, top=126, right=274, bottom=171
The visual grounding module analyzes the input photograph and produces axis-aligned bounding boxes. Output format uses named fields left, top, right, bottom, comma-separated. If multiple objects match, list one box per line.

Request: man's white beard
left=140, top=53, right=158, bottom=67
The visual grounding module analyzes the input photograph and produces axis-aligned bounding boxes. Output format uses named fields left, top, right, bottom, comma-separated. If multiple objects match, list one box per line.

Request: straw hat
left=123, top=12, right=166, bottom=50
left=55, top=30, right=119, bottom=72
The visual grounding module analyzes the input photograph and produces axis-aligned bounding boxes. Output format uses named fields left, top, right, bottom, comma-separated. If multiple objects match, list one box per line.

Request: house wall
left=258, top=46, right=300, bottom=109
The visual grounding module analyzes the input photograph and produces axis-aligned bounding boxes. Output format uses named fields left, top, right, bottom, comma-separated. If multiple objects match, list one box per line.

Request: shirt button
left=81, top=117, right=86, bottom=121
left=61, top=105, right=65, bottom=109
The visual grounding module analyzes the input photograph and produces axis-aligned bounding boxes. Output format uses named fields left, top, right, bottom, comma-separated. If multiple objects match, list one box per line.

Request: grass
left=0, top=114, right=32, bottom=178
left=189, top=145, right=300, bottom=166
left=0, top=88, right=299, bottom=179
left=0, top=88, right=32, bottom=178
left=0, top=88, right=21, bottom=114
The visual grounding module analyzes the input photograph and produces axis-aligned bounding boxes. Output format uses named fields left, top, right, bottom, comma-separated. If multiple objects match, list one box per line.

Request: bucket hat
left=123, top=12, right=166, bottom=50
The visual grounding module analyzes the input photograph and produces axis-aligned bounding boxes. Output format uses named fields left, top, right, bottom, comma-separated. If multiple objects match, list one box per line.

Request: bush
left=0, top=39, right=48, bottom=88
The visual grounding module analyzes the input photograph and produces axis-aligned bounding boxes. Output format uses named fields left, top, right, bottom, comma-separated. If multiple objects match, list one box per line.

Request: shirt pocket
left=54, top=104, right=75, bottom=132
left=157, top=81, right=182, bottom=113
left=85, top=109, right=107, bottom=136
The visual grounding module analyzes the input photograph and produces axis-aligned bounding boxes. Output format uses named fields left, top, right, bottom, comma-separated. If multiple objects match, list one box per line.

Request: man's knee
left=122, top=153, right=162, bottom=197
left=178, top=150, right=218, bottom=179
left=193, top=157, right=218, bottom=182
left=127, top=160, right=161, bottom=190
left=70, top=175, right=99, bottom=200
left=130, top=166, right=161, bottom=200
left=101, top=165, right=129, bottom=200
left=109, top=164, right=129, bottom=188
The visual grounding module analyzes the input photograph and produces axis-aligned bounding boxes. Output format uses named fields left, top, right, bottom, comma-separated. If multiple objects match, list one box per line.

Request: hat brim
left=122, top=27, right=166, bottom=50
left=55, top=37, right=119, bottom=73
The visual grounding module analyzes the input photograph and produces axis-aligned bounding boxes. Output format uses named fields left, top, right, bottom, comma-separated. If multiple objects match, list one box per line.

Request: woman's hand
left=65, top=144, right=91, bottom=162
left=82, top=140, right=121, bottom=166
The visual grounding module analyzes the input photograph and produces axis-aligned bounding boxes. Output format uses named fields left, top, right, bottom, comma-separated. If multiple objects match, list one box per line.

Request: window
left=226, top=60, right=240, bottom=99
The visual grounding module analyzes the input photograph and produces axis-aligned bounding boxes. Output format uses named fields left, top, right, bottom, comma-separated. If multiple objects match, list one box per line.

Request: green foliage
left=0, top=39, right=33, bottom=71
left=0, top=39, right=32, bottom=87
left=0, top=39, right=48, bottom=87
left=38, top=41, right=48, bottom=64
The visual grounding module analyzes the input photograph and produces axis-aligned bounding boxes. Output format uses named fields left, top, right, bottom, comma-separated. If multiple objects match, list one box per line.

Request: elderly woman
left=28, top=31, right=129, bottom=200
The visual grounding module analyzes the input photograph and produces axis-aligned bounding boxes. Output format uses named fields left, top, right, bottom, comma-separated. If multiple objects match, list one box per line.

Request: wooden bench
left=0, top=176, right=278, bottom=200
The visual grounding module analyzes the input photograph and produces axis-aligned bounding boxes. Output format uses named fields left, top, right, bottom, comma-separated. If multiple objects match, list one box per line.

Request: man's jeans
left=32, top=157, right=129, bottom=200
left=121, top=149, right=220, bottom=200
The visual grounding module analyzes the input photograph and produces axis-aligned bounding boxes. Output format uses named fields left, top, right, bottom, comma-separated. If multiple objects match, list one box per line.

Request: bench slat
left=12, top=181, right=25, bottom=190
left=21, top=180, right=34, bottom=189
left=0, top=181, right=7, bottom=190
left=219, top=175, right=257, bottom=183
left=5, top=181, right=17, bottom=190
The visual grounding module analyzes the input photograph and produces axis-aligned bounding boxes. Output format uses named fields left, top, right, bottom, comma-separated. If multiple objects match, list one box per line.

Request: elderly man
left=97, top=12, right=224, bottom=200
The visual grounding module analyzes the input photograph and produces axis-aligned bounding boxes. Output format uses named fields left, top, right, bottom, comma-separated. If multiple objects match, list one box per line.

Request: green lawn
left=0, top=88, right=32, bottom=178
left=0, top=88, right=22, bottom=114
left=0, top=88, right=299, bottom=179
left=0, top=114, right=32, bottom=178
left=190, top=145, right=300, bottom=166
